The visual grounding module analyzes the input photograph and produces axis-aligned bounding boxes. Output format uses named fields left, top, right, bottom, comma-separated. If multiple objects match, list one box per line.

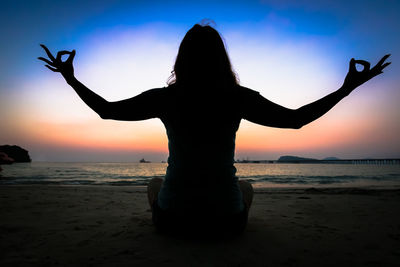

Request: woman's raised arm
left=38, top=45, right=161, bottom=121
left=242, top=55, right=391, bottom=129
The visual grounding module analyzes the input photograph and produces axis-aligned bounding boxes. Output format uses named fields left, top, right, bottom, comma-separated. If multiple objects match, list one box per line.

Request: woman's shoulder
left=159, top=83, right=179, bottom=94
left=234, top=85, right=261, bottom=98
left=140, top=85, right=175, bottom=97
left=235, top=84, right=259, bottom=93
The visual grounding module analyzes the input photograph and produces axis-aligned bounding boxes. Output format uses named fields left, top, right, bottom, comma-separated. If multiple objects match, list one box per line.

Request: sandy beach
left=0, top=185, right=399, bottom=266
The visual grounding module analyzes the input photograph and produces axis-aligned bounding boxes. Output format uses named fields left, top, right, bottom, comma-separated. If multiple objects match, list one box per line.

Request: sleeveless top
left=125, top=84, right=263, bottom=215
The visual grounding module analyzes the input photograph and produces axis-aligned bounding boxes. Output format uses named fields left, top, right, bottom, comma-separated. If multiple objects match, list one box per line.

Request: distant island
left=0, top=145, right=31, bottom=171
left=323, top=157, right=340, bottom=161
left=277, top=155, right=320, bottom=163
left=235, top=155, right=321, bottom=163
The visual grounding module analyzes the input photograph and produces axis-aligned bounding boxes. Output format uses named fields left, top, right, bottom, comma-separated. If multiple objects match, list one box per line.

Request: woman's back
left=161, top=84, right=240, bottom=171
left=156, top=84, right=247, bottom=215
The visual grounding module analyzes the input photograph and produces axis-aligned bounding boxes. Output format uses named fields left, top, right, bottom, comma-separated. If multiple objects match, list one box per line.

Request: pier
left=319, top=158, right=400, bottom=165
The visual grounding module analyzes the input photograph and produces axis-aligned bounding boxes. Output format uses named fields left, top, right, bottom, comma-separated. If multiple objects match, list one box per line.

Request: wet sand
left=0, top=185, right=399, bottom=266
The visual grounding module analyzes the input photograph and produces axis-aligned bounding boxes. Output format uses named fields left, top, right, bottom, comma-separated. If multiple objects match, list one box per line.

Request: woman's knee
left=239, top=180, right=254, bottom=210
left=148, top=177, right=163, bottom=187
left=147, top=178, right=164, bottom=209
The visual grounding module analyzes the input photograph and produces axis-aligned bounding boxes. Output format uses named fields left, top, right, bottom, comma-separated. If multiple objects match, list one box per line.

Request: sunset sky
left=0, top=0, right=399, bottom=162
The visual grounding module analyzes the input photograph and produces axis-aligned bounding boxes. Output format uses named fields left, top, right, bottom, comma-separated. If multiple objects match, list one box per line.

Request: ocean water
left=1, top=162, right=400, bottom=188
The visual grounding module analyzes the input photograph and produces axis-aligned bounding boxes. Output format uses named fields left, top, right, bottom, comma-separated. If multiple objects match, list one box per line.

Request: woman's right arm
left=38, top=45, right=161, bottom=121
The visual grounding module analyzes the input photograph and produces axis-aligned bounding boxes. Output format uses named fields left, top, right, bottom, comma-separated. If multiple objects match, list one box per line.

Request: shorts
left=152, top=199, right=249, bottom=236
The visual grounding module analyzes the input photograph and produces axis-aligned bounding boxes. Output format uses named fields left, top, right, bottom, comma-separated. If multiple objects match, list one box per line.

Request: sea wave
left=1, top=162, right=399, bottom=187
left=240, top=174, right=400, bottom=185
left=1, top=174, right=399, bottom=186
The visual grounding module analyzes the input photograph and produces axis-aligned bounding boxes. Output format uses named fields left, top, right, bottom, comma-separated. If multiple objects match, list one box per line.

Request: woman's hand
left=341, top=54, right=391, bottom=95
left=38, top=44, right=76, bottom=80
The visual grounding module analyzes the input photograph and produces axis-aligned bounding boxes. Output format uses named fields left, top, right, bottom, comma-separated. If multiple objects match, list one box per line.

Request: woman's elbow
left=295, top=125, right=303, bottom=130
left=292, top=121, right=304, bottom=129
left=98, top=111, right=112, bottom=120
left=287, top=116, right=305, bottom=129
left=97, top=102, right=113, bottom=119
left=290, top=111, right=306, bottom=129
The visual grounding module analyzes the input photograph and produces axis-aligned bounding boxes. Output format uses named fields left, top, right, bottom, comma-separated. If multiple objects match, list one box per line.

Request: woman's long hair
left=168, top=24, right=239, bottom=88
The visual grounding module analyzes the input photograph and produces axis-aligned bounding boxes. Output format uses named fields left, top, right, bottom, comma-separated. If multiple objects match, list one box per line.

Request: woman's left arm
left=293, top=55, right=392, bottom=128
left=242, top=55, right=391, bottom=129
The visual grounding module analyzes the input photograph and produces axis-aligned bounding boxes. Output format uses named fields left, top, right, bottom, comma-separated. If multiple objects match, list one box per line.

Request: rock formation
left=0, top=145, right=31, bottom=163
left=0, top=152, right=15, bottom=164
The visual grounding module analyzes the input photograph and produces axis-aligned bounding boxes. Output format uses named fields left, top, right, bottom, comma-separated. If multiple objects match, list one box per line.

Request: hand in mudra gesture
left=342, top=54, right=391, bottom=95
left=38, top=44, right=76, bottom=79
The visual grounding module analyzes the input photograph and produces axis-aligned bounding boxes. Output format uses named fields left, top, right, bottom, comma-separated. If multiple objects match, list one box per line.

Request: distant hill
left=323, top=157, right=340, bottom=160
left=277, top=155, right=319, bottom=163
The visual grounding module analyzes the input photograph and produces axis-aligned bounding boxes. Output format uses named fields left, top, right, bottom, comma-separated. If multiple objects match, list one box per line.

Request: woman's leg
left=147, top=177, right=163, bottom=210
left=238, top=180, right=254, bottom=212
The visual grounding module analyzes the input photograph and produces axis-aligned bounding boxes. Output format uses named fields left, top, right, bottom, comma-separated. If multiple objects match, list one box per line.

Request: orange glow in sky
left=1, top=1, right=399, bottom=161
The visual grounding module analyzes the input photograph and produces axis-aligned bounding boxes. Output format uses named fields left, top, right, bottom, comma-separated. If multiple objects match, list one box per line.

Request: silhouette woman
left=39, top=24, right=390, bottom=235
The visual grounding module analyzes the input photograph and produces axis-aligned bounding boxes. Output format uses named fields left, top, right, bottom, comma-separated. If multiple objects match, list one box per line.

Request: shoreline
left=1, top=185, right=399, bottom=266
left=1, top=183, right=400, bottom=191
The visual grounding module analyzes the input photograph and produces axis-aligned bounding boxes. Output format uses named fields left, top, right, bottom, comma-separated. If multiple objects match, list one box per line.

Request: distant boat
left=139, top=158, right=151, bottom=163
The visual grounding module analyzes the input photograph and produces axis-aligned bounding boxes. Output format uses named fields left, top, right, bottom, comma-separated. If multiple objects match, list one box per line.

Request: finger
left=56, top=50, right=73, bottom=61
left=349, top=58, right=356, bottom=72
left=376, top=54, right=391, bottom=66
left=45, top=65, right=59, bottom=72
left=66, top=50, right=76, bottom=63
left=40, top=44, right=55, bottom=61
left=380, top=62, right=391, bottom=71
left=37, top=57, right=55, bottom=66
left=354, top=60, right=371, bottom=72
left=372, top=54, right=391, bottom=73
left=371, top=62, right=391, bottom=76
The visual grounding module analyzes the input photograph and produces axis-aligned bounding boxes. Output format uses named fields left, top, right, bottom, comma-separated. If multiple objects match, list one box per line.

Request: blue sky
left=1, top=0, right=399, bottom=161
